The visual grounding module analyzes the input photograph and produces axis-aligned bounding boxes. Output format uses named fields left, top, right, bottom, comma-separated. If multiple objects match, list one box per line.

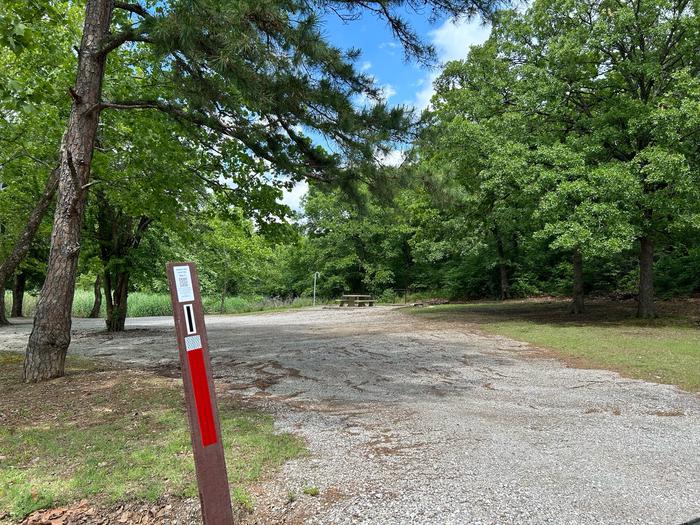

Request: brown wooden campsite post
left=166, top=262, right=234, bottom=524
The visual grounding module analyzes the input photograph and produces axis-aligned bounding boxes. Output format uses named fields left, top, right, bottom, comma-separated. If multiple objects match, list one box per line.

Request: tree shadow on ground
left=413, top=298, right=700, bottom=329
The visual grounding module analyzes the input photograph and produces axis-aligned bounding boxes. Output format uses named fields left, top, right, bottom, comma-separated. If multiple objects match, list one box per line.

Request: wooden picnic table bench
left=336, top=294, right=375, bottom=307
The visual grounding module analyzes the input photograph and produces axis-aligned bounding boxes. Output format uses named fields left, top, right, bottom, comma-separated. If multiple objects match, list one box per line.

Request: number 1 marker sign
left=166, top=262, right=234, bottom=524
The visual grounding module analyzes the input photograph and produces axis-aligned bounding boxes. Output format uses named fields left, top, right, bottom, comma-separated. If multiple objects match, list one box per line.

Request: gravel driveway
left=2, top=307, right=699, bottom=524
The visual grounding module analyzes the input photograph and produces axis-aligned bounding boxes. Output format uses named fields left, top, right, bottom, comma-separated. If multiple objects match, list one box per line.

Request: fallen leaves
left=20, top=499, right=199, bottom=525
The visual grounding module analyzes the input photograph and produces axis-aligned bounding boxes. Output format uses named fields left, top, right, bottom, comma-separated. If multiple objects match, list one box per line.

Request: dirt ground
left=2, top=307, right=699, bottom=524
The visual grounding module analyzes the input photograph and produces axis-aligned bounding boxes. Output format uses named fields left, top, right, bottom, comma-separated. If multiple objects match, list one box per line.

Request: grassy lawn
left=411, top=299, right=700, bottom=392
left=0, top=353, right=305, bottom=521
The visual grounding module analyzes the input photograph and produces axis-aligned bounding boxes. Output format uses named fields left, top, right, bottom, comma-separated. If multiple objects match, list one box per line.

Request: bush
left=377, top=289, right=398, bottom=304
left=291, top=296, right=314, bottom=308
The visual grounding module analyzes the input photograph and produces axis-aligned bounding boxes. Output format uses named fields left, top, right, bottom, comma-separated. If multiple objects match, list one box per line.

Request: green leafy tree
left=417, top=0, right=700, bottom=314
left=0, top=1, right=80, bottom=324
left=509, top=0, right=700, bottom=316
left=531, top=146, right=637, bottom=312
left=417, top=43, right=538, bottom=300
left=299, top=183, right=418, bottom=297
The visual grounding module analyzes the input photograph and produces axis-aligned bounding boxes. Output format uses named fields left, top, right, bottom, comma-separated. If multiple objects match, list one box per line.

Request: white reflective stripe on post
left=185, top=335, right=202, bottom=352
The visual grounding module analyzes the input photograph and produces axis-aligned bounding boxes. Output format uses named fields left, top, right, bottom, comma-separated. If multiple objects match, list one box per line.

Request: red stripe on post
left=187, top=348, right=218, bottom=447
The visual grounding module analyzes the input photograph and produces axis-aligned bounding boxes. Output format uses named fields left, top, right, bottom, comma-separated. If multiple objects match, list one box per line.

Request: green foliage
left=277, top=183, right=419, bottom=298
left=403, top=0, right=700, bottom=304
left=193, top=213, right=278, bottom=300
left=654, top=242, right=700, bottom=298
left=3, top=0, right=700, bottom=318
left=0, top=2, right=79, bottom=289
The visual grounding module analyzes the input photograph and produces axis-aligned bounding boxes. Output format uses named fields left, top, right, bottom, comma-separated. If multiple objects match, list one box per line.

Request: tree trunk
left=637, top=236, right=656, bottom=318
left=104, top=270, right=114, bottom=327
left=11, top=273, right=26, bottom=317
left=0, top=284, right=7, bottom=326
left=0, top=168, right=60, bottom=327
left=495, top=235, right=510, bottom=300
left=104, top=271, right=129, bottom=332
left=498, top=263, right=509, bottom=300
left=88, top=275, right=102, bottom=318
left=24, top=0, right=113, bottom=383
left=97, top=196, right=151, bottom=332
left=569, top=249, right=584, bottom=314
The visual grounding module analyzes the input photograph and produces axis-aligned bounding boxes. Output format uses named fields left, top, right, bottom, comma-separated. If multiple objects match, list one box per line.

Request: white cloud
left=379, top=41, right=400, bottom=56
left=413, top=17, right=491, bottom=111
left=431, top=16, right=491, bottom=63
left=354, top=77, right=396, bottom=106
left=280, top=180, right=309, bottom=212
left=361, top=61, right=372, bottom=71
left=378, top=149, right=405, bottom=167
left=415, top=78, right=437, bottom=112
left=381, top=83, right=397, bottom=100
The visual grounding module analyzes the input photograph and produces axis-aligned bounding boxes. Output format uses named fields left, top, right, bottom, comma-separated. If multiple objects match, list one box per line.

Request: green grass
left=4, top=291, right=319, bottom=319
left=0, top=353, right=305, bottom=521
left=411, top=299, right=700, bottom=392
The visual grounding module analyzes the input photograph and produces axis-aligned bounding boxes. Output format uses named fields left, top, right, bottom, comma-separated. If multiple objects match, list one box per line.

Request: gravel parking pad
left=2, top=307, right=698, bottom=524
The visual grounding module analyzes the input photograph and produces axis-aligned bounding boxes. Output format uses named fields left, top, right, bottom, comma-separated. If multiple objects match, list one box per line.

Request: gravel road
left=2, top=307, right=699, bottom=525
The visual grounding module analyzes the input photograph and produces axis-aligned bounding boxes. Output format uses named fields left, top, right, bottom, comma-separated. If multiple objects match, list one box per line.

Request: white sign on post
left=173, top=265, right=195, bottom=303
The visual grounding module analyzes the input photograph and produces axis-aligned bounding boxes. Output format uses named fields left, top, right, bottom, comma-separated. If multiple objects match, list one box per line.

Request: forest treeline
left=1, top=0, right=699, bottom=381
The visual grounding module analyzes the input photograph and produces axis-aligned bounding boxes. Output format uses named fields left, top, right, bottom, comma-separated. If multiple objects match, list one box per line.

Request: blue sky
left=281, top=8, right=493, bottom=211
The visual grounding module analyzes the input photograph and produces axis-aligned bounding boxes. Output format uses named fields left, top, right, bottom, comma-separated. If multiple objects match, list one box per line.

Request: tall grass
left=3, top=292, right=39, bottom=318
left=4, top=291, right=317, bottom=319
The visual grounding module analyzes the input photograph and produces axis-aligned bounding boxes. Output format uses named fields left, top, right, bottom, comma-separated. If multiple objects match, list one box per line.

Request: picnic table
left=336, top=294, right=375, bottom=307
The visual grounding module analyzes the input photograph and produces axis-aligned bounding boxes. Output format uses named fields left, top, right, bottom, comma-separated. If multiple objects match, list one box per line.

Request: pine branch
left=113, top=2, right=150, bottom=19
left=277, top=117, right=337, bottom=173
left=99, top=100, right=333, bottom=182
left=98, top=100, right=161, bottom=111
left=99, top=27, right=153, bottom=56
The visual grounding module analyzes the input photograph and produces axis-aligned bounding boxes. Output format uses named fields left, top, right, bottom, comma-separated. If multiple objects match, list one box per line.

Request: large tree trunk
left=637, top=236, right=656, bottom=318
left=569, top=249, right=584, bottom=314
left=11, top=273, right=26, bottom=317
left=495, top=234, right=510, bottom=300
left=0, top=168, right=60, bottom=327
left=23, top=0, right=113, bottom=383
left=88, top=275, right=102, bottom=318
